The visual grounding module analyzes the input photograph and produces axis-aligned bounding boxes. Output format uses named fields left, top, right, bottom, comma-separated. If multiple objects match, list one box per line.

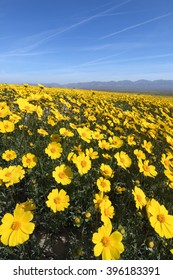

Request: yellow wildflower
left=0, top=207, right=35, bottom=246
left=46, top=188, right=70, bottom=212
left=147, top=199, right=173, bottom=238
left=45, top=142, right=62, bottom=159
left=22, top=153, right=37, bottom=168
left=92, top=219, right=124, bottom=260
left=52, top=164, right=73, bottom=185
left=138, top=159, right=157, bottom=177
left=132, top=186, right=147, bottom=210
left=114, top=151, right=132, bottom=169
left=2, top=150, right=17, bottom=161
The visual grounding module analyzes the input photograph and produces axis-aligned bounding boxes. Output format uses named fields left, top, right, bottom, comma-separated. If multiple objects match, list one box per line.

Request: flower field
left=0, top=84, right=173, bottom=260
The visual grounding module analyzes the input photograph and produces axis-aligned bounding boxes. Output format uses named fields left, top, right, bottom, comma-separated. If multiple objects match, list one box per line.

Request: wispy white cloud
left=30, top=1, right=132, bottom=44
left=57, top=52, right=173, bottom=71
left=12, top=51, right=126, bottom=75
left=79, top=0, right=126, bottom=14
left=5, top=0, right=132, bottom=55
left=70, top=51, right=128, bottom=68
left=0, top=48, right=58, bottom=60
left=84, top=53, right=173, bottom=68
left=96, top=11, right=139, bottom=17
left=38, top=51, right=129, bottom=74
left=100, top=13, right=172, bottom=39
left=112, top=52, right=173, bottom=63
left=80, top=43, right=114, bottom=52
left=80, top=41, right=150, bottom=52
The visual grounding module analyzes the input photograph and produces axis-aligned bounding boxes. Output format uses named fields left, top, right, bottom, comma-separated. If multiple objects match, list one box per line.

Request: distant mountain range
left=44, top=79, right=173, bottom=93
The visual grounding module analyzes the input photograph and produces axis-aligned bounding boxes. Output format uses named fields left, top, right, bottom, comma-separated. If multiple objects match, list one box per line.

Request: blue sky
left=0, top=0, right=173, bottom=84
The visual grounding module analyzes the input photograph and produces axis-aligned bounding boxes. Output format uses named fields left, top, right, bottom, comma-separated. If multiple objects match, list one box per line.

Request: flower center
left=6, top=153, right=11, bottom=158
left=143, top=164, right=150, bottom=172
left=97, top=199, right=102, bottom=206
left=104, top=208, right=111, bottom=217
left=157, top=214, right=166, bottom=223
left=58, top=172, right=66, bottom=179
left=51, top=147, right=56, bottom=153
left=136, top=194, right=142, bottom=203
left=5, top=172, right=12, bottom=177
left=101, top=181, right=107, bottom=188
left=104, top=169, right=109, bottom=175
left=102, top=236, right=110, bottom=247
left=11, top=221, right=21, bottom=230
left=54, top=196, right=61, bottom=204
left=164, top=159, right=169, bottom=166
left=25, top=106, right=30, bottom=111
left=26, top=158, right=32, bottom=163
left=81, top=160, right=87, bottom=167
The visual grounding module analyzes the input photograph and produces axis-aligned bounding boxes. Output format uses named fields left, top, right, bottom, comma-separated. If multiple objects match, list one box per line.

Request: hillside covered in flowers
left=0, top=84, right=173, bottom=259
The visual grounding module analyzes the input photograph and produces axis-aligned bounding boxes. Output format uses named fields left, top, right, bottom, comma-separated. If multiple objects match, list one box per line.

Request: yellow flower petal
left=162, top=223, right=173, bottom=238
left=1, top=213, right=14, bottom=224
left=21, top=222, right=35, bottom=234
left=9, top=230, right=20, bottom=246
left=94, top=242, right=103, bottom=257
left=109, top=246, right=120, bottom=260
left=102, top=247, right=111, bottom=260
left=92, top=232, right=102, bottom=244
left=1, top=229, right=13, bottom=245
left=110, top=231, right=123, bottom=243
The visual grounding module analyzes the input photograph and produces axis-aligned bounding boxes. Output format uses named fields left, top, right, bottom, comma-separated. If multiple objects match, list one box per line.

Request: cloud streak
left=33, top=0, right=132, bottom=43
left=70, top=51, right=128, bottom=68
left=0, top=49, right=59, bottom=60
left=100, top=13, right=172, bottom=39
left=53, top=52, right=173, bottom=72
left=8, top=0, right=132, bottom=54
left=0, top=0, right=133, bottom=60
left=85, top=51, right=173, bottom=65
left=82, top=52, right=173, bottom=67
